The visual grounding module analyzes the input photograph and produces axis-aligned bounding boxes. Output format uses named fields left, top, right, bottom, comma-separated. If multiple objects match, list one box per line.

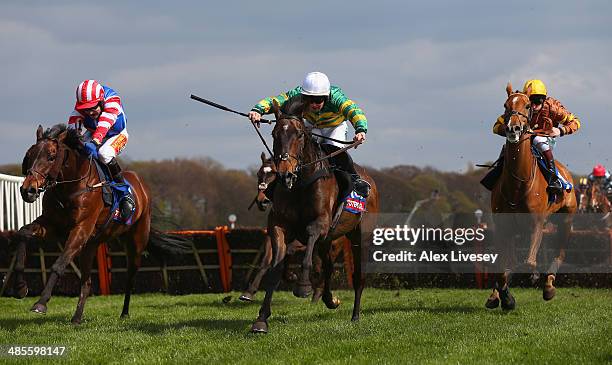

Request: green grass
left=0, top=288, right=611, bottom=364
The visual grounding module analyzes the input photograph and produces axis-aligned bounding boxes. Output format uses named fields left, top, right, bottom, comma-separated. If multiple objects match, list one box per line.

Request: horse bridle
left=500, top=102, right=538, bottom=207
left=273, top=116, right=307, bottom=175
left=26, top=139, right=93, bottom=194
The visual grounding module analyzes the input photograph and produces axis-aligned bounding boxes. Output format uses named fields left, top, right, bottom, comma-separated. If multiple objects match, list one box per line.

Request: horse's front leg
left=544, top=212, right=573, bottom=301
left=31, top=223, right=96, bottom=315
left=11, top=219, right=55, bottom=299
left=251, top=223, right=288, bottom=333
left=240, top=236, right=273, bottom=302
left=525, top=214, right=546, bottom=284
left=293, top=218, right=329, bottom=298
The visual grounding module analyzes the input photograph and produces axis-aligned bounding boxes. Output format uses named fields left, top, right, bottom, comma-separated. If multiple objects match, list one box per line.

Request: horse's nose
left=20, top=186, right=38, bottom=202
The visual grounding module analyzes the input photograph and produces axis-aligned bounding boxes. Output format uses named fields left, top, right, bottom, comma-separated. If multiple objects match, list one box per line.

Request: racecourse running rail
left=0, top=173, right=43, bottom=231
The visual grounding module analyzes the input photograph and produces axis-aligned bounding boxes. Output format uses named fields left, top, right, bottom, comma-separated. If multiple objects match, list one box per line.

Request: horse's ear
left=272, top=99, right=281, bottom=121
left=260, top=152, right=266, bottom=163
left=506, top=82, right=513, bottom=96
left=36, top=125, right=44, bottom=141
left=524, top=84, right=532, bottom=97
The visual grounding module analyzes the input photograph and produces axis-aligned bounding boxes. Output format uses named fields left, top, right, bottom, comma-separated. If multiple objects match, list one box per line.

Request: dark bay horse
left=251, top=99, right=379, bottom=333
left=487, top=83, right=576, bottom=310
left=14, top=124, right=189, bottom=324
left=241, top=152, right=344, bottom=303
left=254, top=152, right=276, bottom=212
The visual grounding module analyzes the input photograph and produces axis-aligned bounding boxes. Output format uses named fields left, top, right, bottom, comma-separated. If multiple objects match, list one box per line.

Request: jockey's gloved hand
left=84, top=142, right=99, bottom=159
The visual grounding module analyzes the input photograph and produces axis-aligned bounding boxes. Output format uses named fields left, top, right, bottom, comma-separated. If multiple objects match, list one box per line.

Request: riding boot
left=541, top=150, right=563, bottom=194
left=323, top=144, right=370, bottom=197
left=107, top=158, right=135, bottom=220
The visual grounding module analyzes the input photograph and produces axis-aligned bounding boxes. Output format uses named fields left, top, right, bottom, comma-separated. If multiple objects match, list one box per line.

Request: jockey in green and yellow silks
left=249, top=71, right=370, bottom=196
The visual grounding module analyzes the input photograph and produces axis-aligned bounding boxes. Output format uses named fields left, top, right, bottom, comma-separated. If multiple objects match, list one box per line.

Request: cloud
left=1, top=1, right=611, bottom=176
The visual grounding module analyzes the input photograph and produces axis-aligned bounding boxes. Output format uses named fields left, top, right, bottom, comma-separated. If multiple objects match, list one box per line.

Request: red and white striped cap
left=75, top=80, right=104, bottom=110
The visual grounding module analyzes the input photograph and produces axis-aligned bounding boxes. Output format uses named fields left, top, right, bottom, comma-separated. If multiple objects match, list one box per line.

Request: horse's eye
left=526, top=104, right=530, bottom=109
left=48, top=155, right=56, bottom=162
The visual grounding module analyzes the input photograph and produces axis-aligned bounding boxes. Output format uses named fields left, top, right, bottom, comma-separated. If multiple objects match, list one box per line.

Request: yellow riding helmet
left=523, top=79, right=547, bottom=96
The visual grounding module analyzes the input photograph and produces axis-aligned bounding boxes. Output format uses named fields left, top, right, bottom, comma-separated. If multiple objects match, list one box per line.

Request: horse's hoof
left=543, top=285, right=556, bottom=301
left=351, top=315, right=360, bottom=322
left=530, top=272, right=540, bottom=285
left=311, top=288, right=323, bottom=303
left=485, top=297, right=500, bottom=309
left=14, top=285, right=28, bottom=300
left=70, top=317, right=82, bottom=325
left=251, top=320, right=268, bottom=334
left=120, top=313, right=130, bottom=319
left=293, top=284, right=312, bottom=298
left=239, top=293, right=254, bottom=302
left=323, top=295, right=341, bottom=309
left=500, top=289, right=516, bottom=311
left=485, top=290, right=500, bottom=309
left=31, top=303, right=47, bottom=315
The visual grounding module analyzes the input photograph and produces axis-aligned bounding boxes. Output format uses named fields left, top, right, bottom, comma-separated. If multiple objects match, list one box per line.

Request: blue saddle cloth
left=531, top=146, right=573, bottom=203
left=343, top=191, right=367, bottom=214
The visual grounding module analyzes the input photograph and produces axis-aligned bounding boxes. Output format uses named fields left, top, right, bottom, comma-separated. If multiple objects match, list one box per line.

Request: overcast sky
left=1, top=1, right=610, bottom=174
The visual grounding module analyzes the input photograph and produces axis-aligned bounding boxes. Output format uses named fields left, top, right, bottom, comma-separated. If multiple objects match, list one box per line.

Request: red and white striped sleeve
left=68, top=110, right=83, bottom=128
left=92, top=95, right=121, bottom=141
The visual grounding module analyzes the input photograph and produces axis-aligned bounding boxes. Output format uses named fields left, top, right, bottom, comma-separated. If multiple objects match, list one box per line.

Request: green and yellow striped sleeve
left=329, top=86, right=368, bottom=133
left=251, top=86, right=302, bottom=115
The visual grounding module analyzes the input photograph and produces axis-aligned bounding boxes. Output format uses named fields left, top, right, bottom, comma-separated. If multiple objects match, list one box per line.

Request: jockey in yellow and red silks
left=492, top=79, right=581, bottom=193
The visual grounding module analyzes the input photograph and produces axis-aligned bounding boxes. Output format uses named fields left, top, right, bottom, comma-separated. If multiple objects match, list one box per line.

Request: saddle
left=480, top=147, right=573, bottom=201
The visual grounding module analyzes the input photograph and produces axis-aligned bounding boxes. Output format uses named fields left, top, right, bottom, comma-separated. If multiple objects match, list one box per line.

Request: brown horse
left=487, top=83, right=576, bottom=310
left=251, top=99, right=379, bottom=333
left=241, top=153, right=344, bottom=303
left=576, top=178, right=589, bottom=213
left=586, top=183, right=612, bottom=228
left=14, top=124, right=189, bottom=324
left=254, top=152, right=276, bottom=212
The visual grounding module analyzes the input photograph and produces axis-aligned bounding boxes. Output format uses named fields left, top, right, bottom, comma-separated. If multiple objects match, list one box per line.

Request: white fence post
left=0, top=173, right=44, bottom=231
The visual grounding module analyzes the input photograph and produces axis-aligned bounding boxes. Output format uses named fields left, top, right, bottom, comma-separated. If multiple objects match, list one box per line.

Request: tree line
left=1, top=158, right=491, bottom=230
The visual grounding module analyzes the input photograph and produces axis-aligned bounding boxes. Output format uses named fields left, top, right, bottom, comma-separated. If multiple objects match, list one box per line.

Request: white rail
left=0, top=173, right=43, bottom=231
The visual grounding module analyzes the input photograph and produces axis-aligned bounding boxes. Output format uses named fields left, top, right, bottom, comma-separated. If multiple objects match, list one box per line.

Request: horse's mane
left=281, top=96, right=306, bottom=119
left=43, top=124, right=82, bottom=149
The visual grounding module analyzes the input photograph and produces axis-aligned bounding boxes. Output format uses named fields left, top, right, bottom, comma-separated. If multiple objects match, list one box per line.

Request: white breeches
left=533, top=135, right=556, bottom=153
left=85, top=129, right=129, bottom=164
left=305, top=121, right=349, bottom=148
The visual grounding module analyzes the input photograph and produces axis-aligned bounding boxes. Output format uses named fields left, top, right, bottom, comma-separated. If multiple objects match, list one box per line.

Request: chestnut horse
left=14, top=124, right=189, bottom=324
left=487, top=84, right=576, bottom=310
left=586, top=183, right=612, bottom=228
left=251, top=99, right=379, bottom=333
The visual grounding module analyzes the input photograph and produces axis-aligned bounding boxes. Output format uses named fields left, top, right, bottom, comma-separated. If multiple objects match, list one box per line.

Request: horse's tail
left=147, top=229, right=192, bottom=259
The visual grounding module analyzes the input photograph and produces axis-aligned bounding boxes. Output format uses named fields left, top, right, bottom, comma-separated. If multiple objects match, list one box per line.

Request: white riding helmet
left=301, top=72, right=330, bottom=96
